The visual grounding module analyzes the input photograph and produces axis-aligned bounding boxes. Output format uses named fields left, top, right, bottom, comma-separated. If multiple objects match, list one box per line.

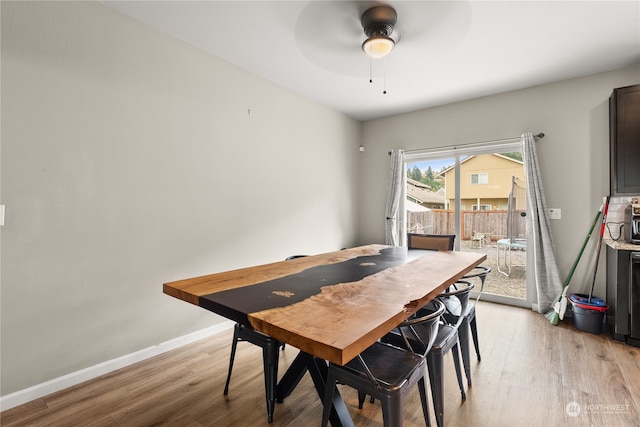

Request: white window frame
left=472, top=204, right=492, bottom=211
left=471, top=173, right=488, bottom=185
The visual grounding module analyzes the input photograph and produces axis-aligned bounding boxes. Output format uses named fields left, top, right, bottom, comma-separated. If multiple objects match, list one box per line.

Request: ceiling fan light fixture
left=362, top=35, right=395, bottom=59
left=360, top=5, right=398, bottom=59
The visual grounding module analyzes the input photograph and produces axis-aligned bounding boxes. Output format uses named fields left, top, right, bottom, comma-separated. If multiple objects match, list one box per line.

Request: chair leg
left=451, top=343, right=466, bottom=401
left=223, top=323, right=241, bottom=395
left=418, top=377, right=432, bottom=427
left=470, top=314, right=481, bottom=361
left=380, top=393, right=403, bottom=427
left=458, top=318, right=473, bottom=387
left=263, top=341, right=279, bottom=423
left=358, top=391, right=366, bottom=409
left=358, top=392, right=375, bottom=406
left=427, top=353, right=445, bottom=427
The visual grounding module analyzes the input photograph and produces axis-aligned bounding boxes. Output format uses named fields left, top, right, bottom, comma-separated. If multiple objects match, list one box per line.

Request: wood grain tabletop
left=164, top=244, right=486, bottom=365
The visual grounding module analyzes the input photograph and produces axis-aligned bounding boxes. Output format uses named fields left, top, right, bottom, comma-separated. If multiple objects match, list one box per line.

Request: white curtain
left=385, top=149, right=406, bottom=246
left=522, top=132, right=563, bottom=313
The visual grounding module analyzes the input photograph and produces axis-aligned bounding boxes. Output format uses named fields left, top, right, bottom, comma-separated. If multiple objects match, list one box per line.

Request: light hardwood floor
left=2, top=302, right=640, bottom=426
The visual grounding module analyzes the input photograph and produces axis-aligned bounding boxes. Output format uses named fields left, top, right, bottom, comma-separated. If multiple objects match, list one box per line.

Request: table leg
left=276, top=351, right=354, bottom=427
left=276, top=351, right=308, bottom=402
left=305, top=354, right=354, bottom=427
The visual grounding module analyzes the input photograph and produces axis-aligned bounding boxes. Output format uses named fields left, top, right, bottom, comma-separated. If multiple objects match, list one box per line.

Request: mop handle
left=562, top=205, right=602, bottom=289
left=589, top=197, right=610, bottom=302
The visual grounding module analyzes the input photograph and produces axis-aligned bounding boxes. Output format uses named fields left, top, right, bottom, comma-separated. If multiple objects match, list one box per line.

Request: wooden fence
left=407, top=209, right=527, bottom=241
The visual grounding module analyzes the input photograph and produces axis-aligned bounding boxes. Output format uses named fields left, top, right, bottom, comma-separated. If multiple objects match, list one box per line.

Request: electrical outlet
left=548, top=208, right=561, bottom=220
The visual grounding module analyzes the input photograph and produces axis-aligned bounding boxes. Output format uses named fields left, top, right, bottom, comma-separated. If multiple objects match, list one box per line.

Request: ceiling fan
left=293, top=1, right=471, bottom=84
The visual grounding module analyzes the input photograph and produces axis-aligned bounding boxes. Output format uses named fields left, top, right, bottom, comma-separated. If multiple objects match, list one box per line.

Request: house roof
left=406, top=200, right=431, bottom=212
left=438, top=154, right=523, bottom=176
left=407, top=178, right=445, bottom=205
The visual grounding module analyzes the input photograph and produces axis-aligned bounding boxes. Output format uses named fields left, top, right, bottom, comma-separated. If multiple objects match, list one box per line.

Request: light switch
left=548, top=208, right=561, bottom=220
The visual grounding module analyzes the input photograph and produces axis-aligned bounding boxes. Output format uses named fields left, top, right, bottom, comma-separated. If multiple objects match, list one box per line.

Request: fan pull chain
left=383, top=57, right=387, bottom=94
left=367, top=57, right=389, bottom=94
left=369, top=55, right=373, bottom=84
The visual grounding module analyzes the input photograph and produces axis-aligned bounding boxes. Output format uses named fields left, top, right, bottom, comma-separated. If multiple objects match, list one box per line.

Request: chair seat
left=233, top=323, right=280, bottom=347
left=342, top=341, right=425, bottom=390
left=331, top=301, right=446, bottom=427
left=322, top=341, right=430, bottom=427
left=430, top=324, right=458, bottom=353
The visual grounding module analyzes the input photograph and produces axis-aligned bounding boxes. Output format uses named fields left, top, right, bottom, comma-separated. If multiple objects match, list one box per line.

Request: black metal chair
left=404, top=233, right=487, bottom=425
left=223, top=323, right=281, bottom=423
left=460, top=266, right=491, bottom=362
left=432, top=265, right=491, bottom=397
left=434, top=266, right=492, bottom=392
left=428, top=281, right=474, bottom=427
left=323, top=300, right=446, bottom=427
left=407, top=233, right=455, bottom=251
left=389, top=281, right=473, bottom=427
left=407, top=233, right=488, bottom=378
left=222, top=255, right=306, bottom=423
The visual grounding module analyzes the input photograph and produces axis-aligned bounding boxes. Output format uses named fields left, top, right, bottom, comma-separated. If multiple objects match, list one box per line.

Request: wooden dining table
left=164, top=244, right=486, bottom=426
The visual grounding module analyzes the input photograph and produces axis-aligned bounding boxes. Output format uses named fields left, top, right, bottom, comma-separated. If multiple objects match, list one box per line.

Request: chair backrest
left=396, top=299, right=446, bottom=355
left=438, top=280, right=474, bottom=329
left=462, top=265, right=491, bottom=282
left=462, top=265, right=491, bottom=304
left=407, top=233, right=455, bottom=251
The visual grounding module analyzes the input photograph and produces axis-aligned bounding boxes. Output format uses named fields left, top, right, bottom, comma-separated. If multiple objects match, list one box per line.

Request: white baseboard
left=0, top=321, right=234, bottom=412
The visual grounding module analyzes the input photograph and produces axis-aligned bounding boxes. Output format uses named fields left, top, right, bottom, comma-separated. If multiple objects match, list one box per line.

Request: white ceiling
left=104, top=1, right=640, bottom=121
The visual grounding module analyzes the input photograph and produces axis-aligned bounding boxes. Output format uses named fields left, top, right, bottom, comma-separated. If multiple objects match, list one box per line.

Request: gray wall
left=1, top=2, right=360, bottom=395
left=357, top=64, right=640, bottom=299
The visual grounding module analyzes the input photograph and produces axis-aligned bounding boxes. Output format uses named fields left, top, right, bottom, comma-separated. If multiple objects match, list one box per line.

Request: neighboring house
left=439, top=154, right=525, bottom=210
left=406, top=177, right=445, bottom=209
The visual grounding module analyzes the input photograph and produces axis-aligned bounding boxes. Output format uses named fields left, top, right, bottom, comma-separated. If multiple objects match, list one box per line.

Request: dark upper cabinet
left=610, top=84, right=640, bottom=195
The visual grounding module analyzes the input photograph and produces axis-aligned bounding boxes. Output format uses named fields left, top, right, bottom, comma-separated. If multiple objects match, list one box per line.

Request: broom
left=545, top=204, right=603, bottom=325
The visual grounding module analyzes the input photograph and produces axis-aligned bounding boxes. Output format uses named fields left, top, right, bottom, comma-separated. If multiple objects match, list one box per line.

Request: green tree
left=408, top=165, right=423, bottom=182
left=425, top=166, right=444, bottom=191
left=424, top=166, right=435, bottom=185
left=501, top=152, right=522, bottom=161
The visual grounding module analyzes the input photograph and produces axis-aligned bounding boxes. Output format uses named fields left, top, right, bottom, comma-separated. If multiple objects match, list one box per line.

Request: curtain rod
left=389, top=132, right=545, bottom=155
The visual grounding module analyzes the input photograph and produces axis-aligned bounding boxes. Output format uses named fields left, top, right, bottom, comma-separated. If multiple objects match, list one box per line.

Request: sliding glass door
left=405, top=142, right=532, bottom=307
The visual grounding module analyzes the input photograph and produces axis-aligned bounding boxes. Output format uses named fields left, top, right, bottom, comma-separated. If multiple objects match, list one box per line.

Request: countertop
left=604, top=239, right=640, bottom=251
